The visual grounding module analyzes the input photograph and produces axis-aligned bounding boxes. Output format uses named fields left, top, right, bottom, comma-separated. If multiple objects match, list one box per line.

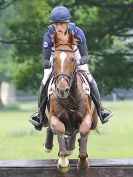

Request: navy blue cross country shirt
left=42, top=23, right=89, bottom=69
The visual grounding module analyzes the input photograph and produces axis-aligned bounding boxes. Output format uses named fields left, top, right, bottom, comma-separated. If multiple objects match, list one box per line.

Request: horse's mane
left=52, top=32, right=78, bottom=47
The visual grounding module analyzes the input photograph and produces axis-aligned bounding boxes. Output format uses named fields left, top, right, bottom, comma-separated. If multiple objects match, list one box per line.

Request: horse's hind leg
left=91, top=107, right=98, bottom=130
left=44, top=127, right=54, bottom=152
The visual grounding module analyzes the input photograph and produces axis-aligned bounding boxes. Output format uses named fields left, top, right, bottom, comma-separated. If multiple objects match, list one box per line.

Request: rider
left=29, top=6, right=113, bottom=131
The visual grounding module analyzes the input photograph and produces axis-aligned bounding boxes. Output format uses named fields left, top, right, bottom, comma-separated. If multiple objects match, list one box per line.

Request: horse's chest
left=54, top=100, right=85, bottom=121
left=54, top=106, right=83, bottom=132
left=52, top=96, right=87, bottom=133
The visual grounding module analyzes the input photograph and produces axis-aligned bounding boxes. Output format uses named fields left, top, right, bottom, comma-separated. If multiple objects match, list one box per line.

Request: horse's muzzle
left=57, top=87, right=69, bottom=98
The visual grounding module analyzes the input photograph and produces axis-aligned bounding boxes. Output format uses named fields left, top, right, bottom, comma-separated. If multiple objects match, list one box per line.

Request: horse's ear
left=68, top=32, right=78, bottom=45
left=52, top=32, right=58, bottom=46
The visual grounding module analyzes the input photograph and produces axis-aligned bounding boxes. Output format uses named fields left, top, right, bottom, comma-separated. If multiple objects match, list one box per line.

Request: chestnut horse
left=46, top=32, right=97, bottom=171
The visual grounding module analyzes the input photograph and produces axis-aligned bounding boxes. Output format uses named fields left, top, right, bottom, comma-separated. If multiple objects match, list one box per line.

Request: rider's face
left=53, top=22, right=68, bottom=34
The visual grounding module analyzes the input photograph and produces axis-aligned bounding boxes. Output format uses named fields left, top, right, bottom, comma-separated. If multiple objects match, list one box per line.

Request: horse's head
left=52, top=32, right=78, bottom=98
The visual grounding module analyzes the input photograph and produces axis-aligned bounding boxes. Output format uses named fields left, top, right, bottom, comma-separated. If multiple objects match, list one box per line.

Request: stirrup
left=28, top=112, right=41, bottom=126
left=104, top=108, right=113, bottom=117
left=100, top=108, right=113, bottom=124
left=104, top=109, right=113, bottom=120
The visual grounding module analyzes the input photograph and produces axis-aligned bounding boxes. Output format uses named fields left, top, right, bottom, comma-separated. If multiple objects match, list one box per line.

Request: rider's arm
left=74, top=26, right=89, bottom=65
left=78, top=43, right=89, bottom=65
left=42, top=31, right=53, bottom=69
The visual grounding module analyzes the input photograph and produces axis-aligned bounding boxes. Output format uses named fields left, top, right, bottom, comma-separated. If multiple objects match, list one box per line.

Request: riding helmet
left=50, top=6, right=71, bottom=23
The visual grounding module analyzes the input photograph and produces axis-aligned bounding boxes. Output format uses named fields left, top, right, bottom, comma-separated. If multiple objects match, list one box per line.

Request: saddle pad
left=47, top=76, right=55, bottom=100
left=78, top=72, right=90, bottom=96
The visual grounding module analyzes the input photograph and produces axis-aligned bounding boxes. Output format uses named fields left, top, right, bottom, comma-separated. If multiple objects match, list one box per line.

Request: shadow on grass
left=8, top=128, right=37, bottom=137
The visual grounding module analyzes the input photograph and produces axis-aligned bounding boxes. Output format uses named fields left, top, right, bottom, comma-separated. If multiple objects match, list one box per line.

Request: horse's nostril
left=65, top=88, right=69, bottom=93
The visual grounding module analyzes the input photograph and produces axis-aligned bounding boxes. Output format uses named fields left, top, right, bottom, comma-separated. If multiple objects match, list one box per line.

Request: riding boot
left=29, top=82, right=48, bottom=131
left=89, top=78, right=113, bottom=124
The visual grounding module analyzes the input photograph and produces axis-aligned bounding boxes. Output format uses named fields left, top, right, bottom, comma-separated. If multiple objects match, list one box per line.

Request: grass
left=0, top=100, right=133, bottom=160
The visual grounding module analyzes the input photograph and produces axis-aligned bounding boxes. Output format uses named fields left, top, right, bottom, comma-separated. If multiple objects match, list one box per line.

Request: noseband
left=54, top=72, right=75, bottom=90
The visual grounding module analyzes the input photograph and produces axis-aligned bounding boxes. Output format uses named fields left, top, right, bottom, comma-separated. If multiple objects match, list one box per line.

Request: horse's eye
left=71, top=58, right=75, bottom=62
left=53, top=57, right=57, bottom=63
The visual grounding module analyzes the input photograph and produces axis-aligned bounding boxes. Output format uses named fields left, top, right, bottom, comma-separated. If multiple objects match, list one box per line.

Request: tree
left=3, top=0, right=133, bottom=94
left=68, top=0, right=133, bottom=94
left=0, top=1, right=17, bottom=106
left=7, top=0, right=50, bottom=92
left=0, top=0, right=17, bottom=10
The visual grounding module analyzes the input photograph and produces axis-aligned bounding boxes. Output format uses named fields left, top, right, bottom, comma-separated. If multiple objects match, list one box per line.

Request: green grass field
left=0, top=100, right=133, bottom=160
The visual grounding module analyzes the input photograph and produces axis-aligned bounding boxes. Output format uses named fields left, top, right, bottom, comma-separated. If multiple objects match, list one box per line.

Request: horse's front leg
left=77, top=113, right=92, bottom=171
left=66, top=132, right=77, bottom=156
left=50, top=116, right=69, bottom=172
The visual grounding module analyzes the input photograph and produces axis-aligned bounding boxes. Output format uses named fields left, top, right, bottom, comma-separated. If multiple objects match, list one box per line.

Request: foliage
left=13, top=58, right=43, bottom=92
left=69, top=0, right=133, bottom=94
left=1, top=0, right=133, bottom=94
left=0, top=3, right=16, bottom=82
left=5, top=0, right=50, bottom=91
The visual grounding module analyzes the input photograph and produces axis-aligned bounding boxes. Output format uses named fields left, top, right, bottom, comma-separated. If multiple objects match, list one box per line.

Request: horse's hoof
left=57, top=163, right=70, bottom=173
left=58, top=157, right=69, bottom=167
left=57, top=157, right=70, bottom=173
left=44, top=148, right=52, bottom=153
left=77, top=159, right=89, bottom=171
left=43, top=144, right=52, bottom=153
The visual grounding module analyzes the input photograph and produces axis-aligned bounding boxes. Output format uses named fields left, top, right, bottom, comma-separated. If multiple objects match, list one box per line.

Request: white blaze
left=60, top=52, right=67, bottom=72
left=60, top=52, right=67, bottom=82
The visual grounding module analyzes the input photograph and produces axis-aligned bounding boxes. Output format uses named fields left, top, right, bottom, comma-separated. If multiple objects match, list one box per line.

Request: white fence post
left=0, top=82, right=16, bottom=106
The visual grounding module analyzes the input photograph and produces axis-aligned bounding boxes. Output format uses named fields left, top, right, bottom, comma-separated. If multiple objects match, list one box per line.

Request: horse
left=45, top=32, right=98, bottom=172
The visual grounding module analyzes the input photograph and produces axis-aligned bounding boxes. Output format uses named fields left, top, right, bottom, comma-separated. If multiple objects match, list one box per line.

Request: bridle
left=52, top=42, right=77, bottom=93
left=52, top=42, right=87, bottom=112
left=54, top=72, right=75, bottom=91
